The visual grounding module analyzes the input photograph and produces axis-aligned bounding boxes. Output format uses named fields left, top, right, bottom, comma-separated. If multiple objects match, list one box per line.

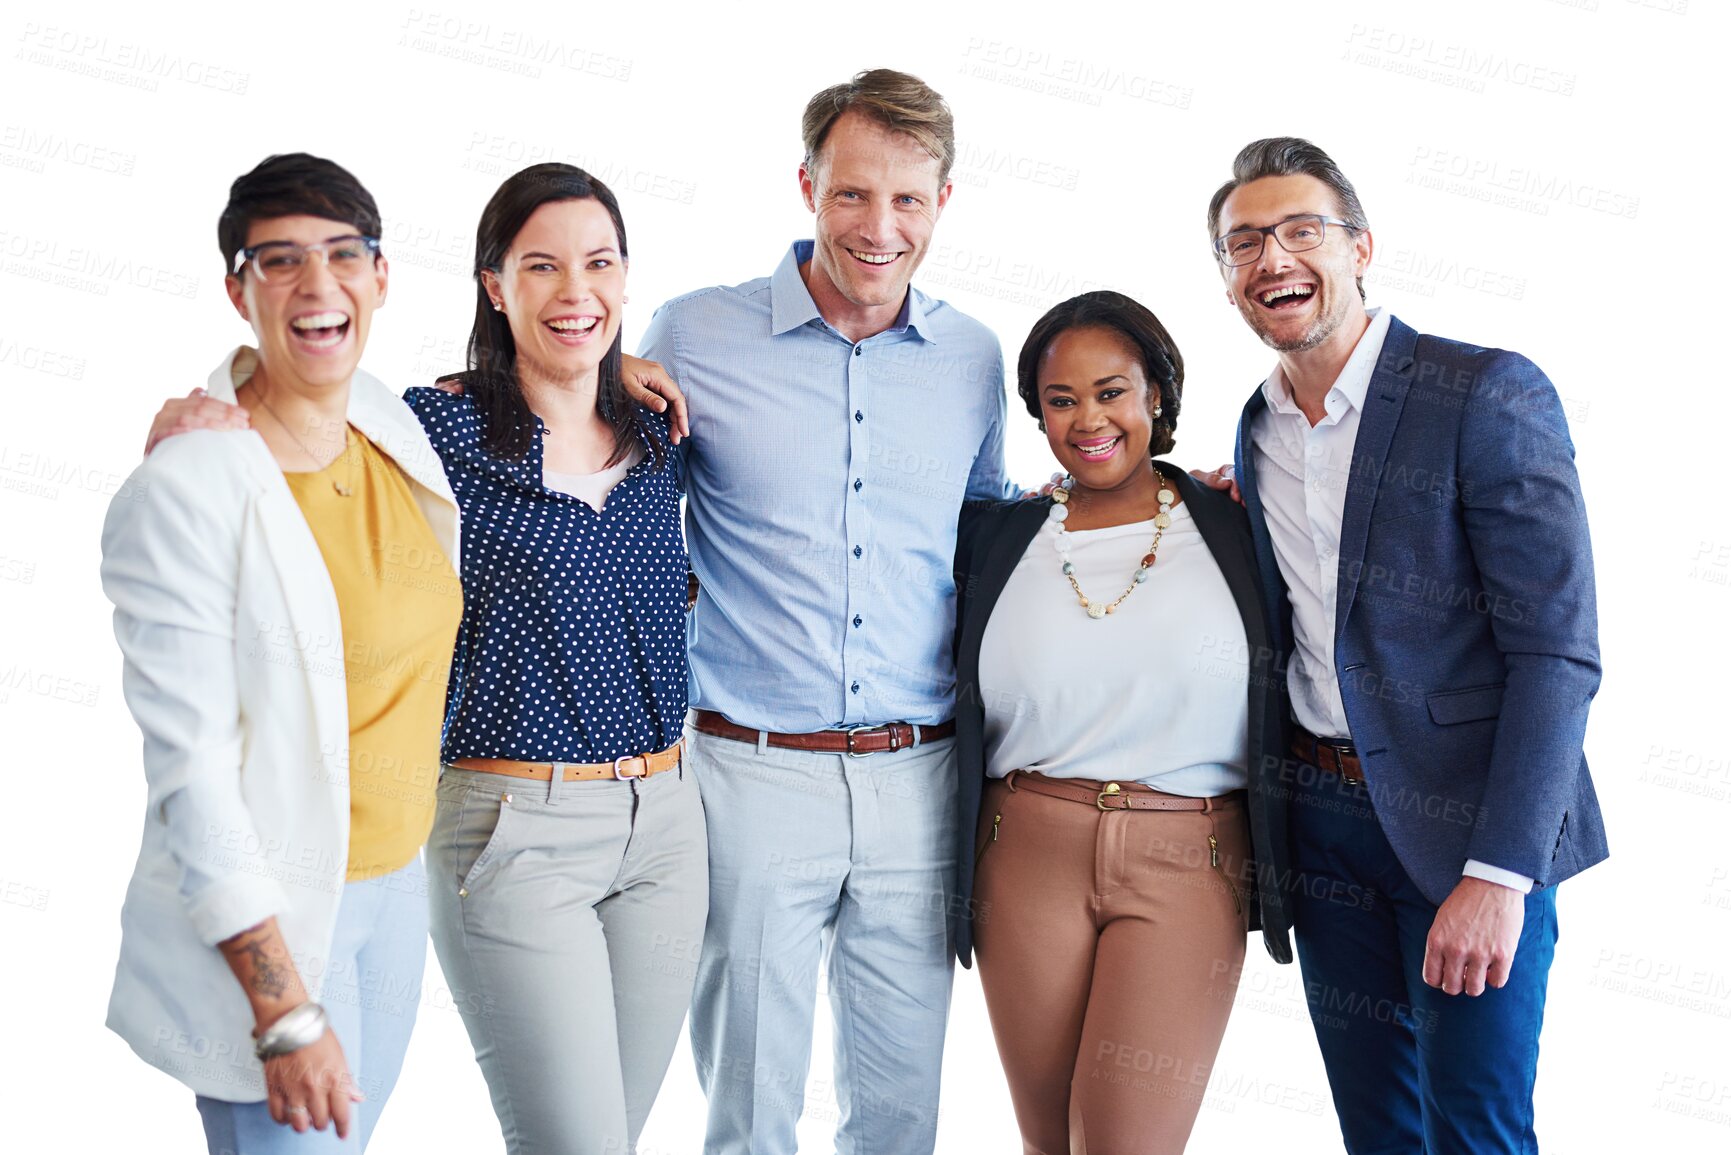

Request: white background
left=2, top=0, right=1727, bottom=1151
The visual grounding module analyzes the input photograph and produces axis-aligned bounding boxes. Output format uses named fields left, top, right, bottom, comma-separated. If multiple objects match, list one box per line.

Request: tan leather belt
left=1002, top=770, right=1240, bottom=812
left=690, top=710, right=954, bottom=756
left=1291, top=728, right=1364, bottom=785
left=451, top=740, right=684, bottom=782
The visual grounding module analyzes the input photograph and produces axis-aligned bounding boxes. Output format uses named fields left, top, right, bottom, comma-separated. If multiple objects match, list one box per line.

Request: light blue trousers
left=685, top=725, right=959, bottom=1155
left=196, top=855, right=429, bottom=1154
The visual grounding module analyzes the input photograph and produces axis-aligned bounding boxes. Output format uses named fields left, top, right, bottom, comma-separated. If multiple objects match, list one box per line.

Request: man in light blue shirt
left=640, top=69, right=1011, bottom=1154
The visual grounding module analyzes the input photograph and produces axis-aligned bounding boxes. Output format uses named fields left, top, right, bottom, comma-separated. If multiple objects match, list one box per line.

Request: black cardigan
left=949, top=462, right=1295, bottom=967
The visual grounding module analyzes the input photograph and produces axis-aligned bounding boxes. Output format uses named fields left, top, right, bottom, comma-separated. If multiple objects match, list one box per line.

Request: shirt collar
left=1260, top=307, right=1392, bottom=420
left=769, top=239, right=935, bottom=342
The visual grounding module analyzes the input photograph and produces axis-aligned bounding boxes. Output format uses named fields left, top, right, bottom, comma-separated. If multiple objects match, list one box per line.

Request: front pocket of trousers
left=974, top=809, right=1003, bottom=866
left=450, top=787, right=518, bottom=890
left=1205, top=811, right=1249, bottom=922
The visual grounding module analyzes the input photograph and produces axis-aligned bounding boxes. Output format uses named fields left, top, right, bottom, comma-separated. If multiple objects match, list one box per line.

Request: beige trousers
left=973, top=772, right=1250, bottom=1155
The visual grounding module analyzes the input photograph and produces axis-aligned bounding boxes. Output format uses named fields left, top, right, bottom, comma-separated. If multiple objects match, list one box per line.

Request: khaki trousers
left=973, top=773, right=1250, bottom=1155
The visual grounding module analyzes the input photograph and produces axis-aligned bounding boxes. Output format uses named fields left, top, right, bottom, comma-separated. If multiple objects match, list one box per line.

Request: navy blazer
left=950, top=464, right=1294, bottom=969
left=1233, top=316, right=1607, bottom=905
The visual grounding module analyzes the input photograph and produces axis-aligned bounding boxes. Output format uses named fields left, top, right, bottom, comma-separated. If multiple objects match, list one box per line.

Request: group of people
left=101, top=67, right=1604, bottom=1155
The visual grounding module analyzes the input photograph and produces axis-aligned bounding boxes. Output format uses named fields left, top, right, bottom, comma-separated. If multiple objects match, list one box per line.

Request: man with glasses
left=1198, top=137, right=1605, bottom=1154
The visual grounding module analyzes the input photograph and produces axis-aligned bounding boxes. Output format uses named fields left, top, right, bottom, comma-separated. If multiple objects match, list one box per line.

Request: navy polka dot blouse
left=405, top=388, right=688, bottom=764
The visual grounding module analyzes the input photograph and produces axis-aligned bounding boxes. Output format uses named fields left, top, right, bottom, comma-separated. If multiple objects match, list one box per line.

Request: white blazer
left=101, top=347, right=459, bottom=1101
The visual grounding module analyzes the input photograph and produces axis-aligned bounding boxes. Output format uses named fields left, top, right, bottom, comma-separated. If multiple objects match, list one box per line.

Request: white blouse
left=978, top=499, right=1251, bottom=797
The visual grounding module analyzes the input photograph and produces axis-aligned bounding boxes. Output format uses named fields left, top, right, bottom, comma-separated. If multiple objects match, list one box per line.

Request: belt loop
left=911, top=723, right=923, bottom=749
left=1005, top=769, right=1019, bottom=793
left=1202, top=794, right=1214, bottom=814
left=755, top=729, right=769, bottom=757
left=546, top=764, right=562, bottom=806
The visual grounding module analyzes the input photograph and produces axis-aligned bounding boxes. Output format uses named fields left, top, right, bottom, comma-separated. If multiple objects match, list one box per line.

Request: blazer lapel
left=207, top=347, right=460, bottom=566
left=346, top=370, right=461, bottom=566
left=958, top=501, right=1048, bottom=685
left=1334, top=317, right=1419, bottom=636
left=1234, top=388, right=1289, bottom=654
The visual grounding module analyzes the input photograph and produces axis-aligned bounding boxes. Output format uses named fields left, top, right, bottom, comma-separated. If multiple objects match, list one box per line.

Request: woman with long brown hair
left=406, top=163, right=706, bottom=1155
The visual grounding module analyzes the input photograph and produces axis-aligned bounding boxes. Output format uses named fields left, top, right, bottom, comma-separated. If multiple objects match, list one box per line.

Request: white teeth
left=850, top=249, right=898, bottom=265
left=1076, top=437, right=1120, bottom=457
left=1259, top=285, right=1315, bottom=305
left=290, top=311, right=348, bottom=330
left=547, top=317, right=598, bottom=332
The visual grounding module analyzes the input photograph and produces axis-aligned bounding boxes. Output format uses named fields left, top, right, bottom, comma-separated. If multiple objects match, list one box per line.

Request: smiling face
left=800, top=110, right=950, bottom=316
left=481, top=197, right=625, bottom=388
left=224, top=214, right=386, bottom=391
left=1217, top=173, right=1372, bottom=354
left=1038, top=325, right=1160, bottom=492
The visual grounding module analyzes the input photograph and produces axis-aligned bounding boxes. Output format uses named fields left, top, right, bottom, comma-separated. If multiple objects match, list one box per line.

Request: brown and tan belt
left=1003, top=770, right=1240, bottom=812
left=689, top=709, right=954, bottom=756
left=451, top=739, right=684, bottom=782
left=1290, top=728, right=1364, bottom=785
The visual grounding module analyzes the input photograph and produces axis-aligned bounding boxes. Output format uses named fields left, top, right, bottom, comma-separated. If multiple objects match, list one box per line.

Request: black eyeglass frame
left=1211, top=214, right=1362, bottom=268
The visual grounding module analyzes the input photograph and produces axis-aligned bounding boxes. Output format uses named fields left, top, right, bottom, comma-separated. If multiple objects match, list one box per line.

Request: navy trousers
left=1288, top=763, right=1558, bottom=1155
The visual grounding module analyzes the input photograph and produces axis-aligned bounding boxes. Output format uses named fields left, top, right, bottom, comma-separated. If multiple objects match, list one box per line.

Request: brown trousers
left=973, top=772, right=1250, bottom=1155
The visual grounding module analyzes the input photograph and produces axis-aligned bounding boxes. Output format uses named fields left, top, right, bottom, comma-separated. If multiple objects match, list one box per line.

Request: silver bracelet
left=253, top=1001, right=328, bottom=1061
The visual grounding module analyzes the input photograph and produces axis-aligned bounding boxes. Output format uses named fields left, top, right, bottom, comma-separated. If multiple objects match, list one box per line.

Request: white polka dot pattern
left=405, top=387, right=688, bottom=763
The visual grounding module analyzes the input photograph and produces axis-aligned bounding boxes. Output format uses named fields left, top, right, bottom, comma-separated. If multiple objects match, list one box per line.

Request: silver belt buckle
left=845, top=725, right=885, bottom=757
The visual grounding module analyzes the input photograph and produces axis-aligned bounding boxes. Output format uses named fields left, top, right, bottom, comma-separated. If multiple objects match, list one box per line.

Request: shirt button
left=853, top=545, right=862, bottom=558
left=854, top=347, right=863, bottom=357
left=853, top=478, right=863, bottom=492
left=853, top=615, right=863, bottom=628
left=854, top=410, right=864, bottom=423
left=851, top=681, right=861, bottom=694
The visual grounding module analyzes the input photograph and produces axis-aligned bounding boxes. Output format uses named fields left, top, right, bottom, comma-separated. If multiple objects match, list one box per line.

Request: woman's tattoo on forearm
left=233, top=932, right=292, bottom=999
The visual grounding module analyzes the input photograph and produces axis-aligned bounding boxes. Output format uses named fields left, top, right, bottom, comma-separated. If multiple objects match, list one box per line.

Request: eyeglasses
left=232, top=235, right=381, bottom=283
left=1212, top=214, right=1359, bottom=268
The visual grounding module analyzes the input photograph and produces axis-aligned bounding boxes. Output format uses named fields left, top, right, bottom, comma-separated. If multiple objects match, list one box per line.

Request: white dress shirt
left=978, top=500, right=1250, bottom=797
left=1250, top=310, right=1532, bottom=893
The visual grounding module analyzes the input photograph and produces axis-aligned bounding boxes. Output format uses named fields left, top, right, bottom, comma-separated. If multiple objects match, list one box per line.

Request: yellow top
left=283, top=428, right=462, bottom=881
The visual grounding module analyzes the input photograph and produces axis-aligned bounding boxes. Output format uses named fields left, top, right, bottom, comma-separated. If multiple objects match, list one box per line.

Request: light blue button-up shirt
left=640, top=240, right=1012, bottom=732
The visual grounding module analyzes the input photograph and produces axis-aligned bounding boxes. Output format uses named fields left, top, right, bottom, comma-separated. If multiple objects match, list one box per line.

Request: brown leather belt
left=1290, top=728, right=1364, bottom=785
left=1002, top=770, right=1240, bottom=812
left=451, top=740, right=684, bottom=782
left=689, top=709, right=954, bottom=756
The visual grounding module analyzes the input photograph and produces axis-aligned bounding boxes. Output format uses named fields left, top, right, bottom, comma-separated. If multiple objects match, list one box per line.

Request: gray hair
left=1207, top=137, right=1370, bottom=300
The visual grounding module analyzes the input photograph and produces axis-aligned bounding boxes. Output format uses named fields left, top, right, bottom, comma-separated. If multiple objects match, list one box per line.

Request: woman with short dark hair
left=951, top=290, right=1288, bottom=1153
left=102, top=152, right=462, bottom=1152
